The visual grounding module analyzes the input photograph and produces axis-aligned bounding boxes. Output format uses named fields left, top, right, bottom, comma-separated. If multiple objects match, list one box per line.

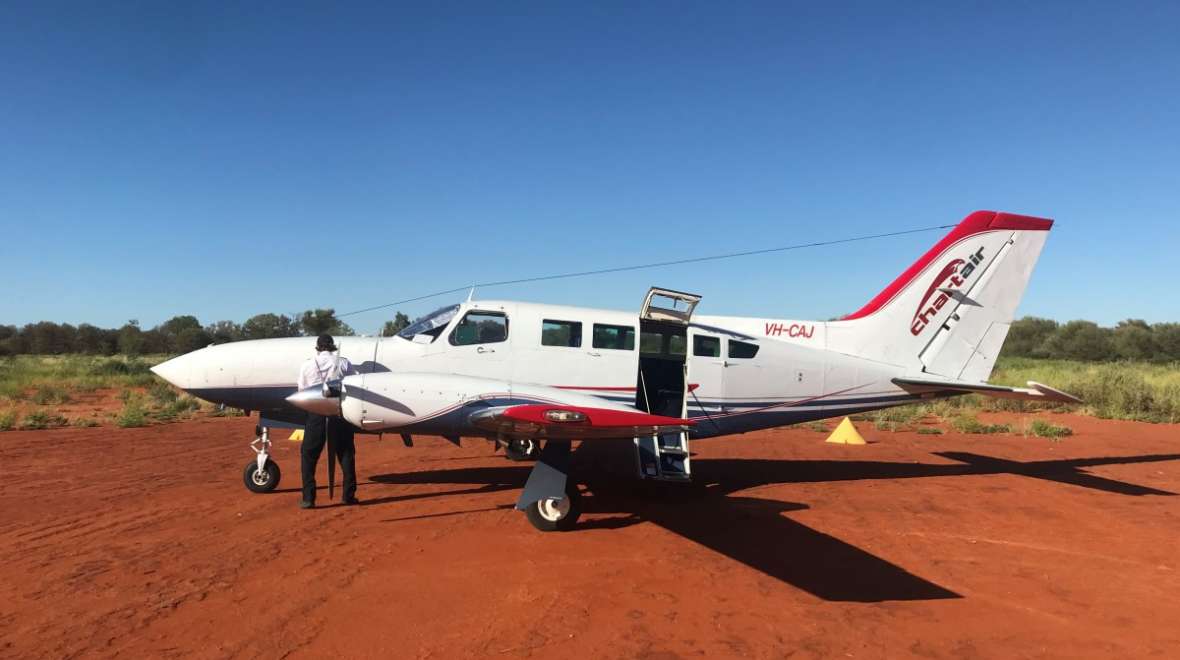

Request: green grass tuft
left=19, top=409, right=68, bottom=430
left=0, top=409, right=17, bottom=431
left=1029, top=419, right=1073, bottom=439
left=951, top=414, right=1012, bottom=434
left=32, top=384, right=72, bottom=405
left=116, top=405, right=147, bottom=428
left=916, top=426, right=944, bottom=435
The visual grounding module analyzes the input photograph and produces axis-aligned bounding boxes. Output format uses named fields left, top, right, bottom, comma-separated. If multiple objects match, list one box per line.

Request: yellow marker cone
left=288, top=429, right=304, bottom=442
left=825, top=417, right=866, bottom=445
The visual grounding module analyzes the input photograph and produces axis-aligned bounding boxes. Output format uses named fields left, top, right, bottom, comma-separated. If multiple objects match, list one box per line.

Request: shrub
left=0, top=409, right=17, bottom=431
left=1029, top=419, right=1072, bottom=439
left=875, top=405, right=923, bottom=424
left=951, top=415, right=1011, bottom=434
left=150, top=395, right=200, bottom=422
left=916, top=427, right=944, bottom=435
left=210, top=405, right=245, bottom=418
left=116, top=403, right=147, bottom=428
left=90, top=357, right=152, bottom=376
left=20, top=410, right=68, bottom=430
left=72, top=416, right=100, bottom=428
left=147, top=380, right=178, bottom=405
left=32, top=385, right=72, bottom=405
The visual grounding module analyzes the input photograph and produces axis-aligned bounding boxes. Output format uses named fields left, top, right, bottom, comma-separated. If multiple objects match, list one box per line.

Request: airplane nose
left=151, top=354, right=192, bottom=389
left=286, top=385, right=342, bottom=416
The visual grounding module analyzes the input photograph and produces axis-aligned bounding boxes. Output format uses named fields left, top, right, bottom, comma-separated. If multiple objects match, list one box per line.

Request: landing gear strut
left=243, top=425, right=281, bottom=493
left=516, top=440, right=581, bottom=531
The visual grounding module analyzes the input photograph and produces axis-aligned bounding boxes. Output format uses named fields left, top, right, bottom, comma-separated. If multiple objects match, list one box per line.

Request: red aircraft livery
left=910, top=246, right=986, bottom=336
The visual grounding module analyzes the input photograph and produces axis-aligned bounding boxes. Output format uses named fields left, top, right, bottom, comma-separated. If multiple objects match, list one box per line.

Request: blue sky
left=2, top=2, right=1177, bottom=332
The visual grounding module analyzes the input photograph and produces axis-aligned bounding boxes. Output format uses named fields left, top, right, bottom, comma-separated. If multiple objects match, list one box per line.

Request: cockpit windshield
left=397, top=304, right=460, bottom=340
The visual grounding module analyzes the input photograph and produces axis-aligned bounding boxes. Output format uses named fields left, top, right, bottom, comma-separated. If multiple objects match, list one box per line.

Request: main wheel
left=243, top=459, right=281, bottom=493
left=504, top=438, right=540, bottom=462
left=524, top=482, right=582, bottom=532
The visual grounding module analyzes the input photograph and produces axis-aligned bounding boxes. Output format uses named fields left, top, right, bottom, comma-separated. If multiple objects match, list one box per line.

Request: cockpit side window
left=398, top=304, right=460, bottom=341
left=450, top=311, right=509, bottom=346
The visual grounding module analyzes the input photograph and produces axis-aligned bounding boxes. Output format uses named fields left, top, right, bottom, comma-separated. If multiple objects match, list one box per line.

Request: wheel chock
left=288, top=429, right=304, bottom=442
left=825, top=417, right=866, bottom=445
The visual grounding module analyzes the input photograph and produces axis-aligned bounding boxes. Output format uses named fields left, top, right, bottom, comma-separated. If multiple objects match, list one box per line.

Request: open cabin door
left=635, top=287, right=700, bottom=481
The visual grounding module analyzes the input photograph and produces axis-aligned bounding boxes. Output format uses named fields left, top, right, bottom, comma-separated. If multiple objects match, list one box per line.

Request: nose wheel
left=243, top=425, right=282, bottom=493
left=243, top=458, right=281, bottom=492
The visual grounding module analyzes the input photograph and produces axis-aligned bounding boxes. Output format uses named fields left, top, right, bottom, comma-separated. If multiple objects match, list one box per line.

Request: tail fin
left=828, top=210, right=1053, bottom=381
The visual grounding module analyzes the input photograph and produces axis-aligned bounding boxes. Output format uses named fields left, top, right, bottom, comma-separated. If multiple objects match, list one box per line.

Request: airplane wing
left=892, top=377, right=1082, bottom=404
left=469, top=404, right=695, bottom=440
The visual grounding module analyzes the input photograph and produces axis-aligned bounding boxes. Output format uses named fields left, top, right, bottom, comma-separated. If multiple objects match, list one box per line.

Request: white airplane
left=152, top=210, right=1079, bottom=531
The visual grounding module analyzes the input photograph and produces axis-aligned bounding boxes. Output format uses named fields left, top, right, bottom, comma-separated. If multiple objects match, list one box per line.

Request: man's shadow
left=368, top=440, right=1180, bottom=603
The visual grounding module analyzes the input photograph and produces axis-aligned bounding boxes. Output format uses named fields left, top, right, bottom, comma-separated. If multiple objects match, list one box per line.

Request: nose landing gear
left=243, top=425, right=282, bottom=493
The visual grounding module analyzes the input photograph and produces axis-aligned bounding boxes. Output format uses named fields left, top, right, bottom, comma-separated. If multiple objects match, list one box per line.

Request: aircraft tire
left=505, top=438, right=540, bottom=462
left=243, top=459, right=281, bottom=493
left=524, top=482, right=581, bottom=532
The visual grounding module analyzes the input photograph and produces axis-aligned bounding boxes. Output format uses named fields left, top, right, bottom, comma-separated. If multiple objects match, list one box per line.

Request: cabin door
left=636, top=288, right=700, bottom=416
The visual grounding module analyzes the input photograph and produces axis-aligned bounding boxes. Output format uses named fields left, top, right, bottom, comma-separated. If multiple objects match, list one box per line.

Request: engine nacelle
left=338, top=372, right=515, bottom=431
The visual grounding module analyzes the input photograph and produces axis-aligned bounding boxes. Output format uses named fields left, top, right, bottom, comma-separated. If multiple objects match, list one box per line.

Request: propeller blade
left=327, top=428, right=336, bottom=500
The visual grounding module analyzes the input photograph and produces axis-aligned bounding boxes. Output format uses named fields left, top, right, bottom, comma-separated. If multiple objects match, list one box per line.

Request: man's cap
left=316, top=334, right=337, bottom=352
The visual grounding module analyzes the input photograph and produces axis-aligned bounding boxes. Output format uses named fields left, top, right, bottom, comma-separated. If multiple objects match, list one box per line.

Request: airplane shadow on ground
left=368, top=442, right=1180, bottom=603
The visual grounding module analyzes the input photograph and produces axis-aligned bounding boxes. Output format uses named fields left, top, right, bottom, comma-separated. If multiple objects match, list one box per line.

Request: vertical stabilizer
left=826, top=211, right=1053, bottom=381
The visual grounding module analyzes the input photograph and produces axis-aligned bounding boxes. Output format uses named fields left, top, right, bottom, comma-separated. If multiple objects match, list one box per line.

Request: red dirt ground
left=2, top=413, right=1179, bottom=659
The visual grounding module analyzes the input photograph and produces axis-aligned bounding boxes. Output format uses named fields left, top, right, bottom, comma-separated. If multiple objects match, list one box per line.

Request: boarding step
left=634, top=431, right=691, bottom=481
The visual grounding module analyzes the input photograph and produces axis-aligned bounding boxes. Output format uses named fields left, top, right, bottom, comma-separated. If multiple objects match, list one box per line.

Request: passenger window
left=729, top=340, right=759, bottom=359
left=640, top=331, right=664, bottom=355
left=667, top=335, right=686, bottom=356
left=693, top=335, right=720, bottom=357
left=593, top=324, right=635, bottom=350
left=450, top=311, right=508, bottom=346
left=542, top=320, right=581, bottom=347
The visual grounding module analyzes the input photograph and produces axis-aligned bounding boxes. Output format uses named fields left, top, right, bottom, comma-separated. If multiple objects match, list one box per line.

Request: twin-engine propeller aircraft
left=152, top=210, right=1079, bottom=531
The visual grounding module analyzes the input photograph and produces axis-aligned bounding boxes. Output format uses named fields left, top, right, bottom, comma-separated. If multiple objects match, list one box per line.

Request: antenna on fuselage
left=466, top=286, right=476, bottom=302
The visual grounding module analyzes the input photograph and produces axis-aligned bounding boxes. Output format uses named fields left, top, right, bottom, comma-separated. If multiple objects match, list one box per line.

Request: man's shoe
left=300, top=500, right=315, bottom=509
left=342, top=497, right=360, bottom=506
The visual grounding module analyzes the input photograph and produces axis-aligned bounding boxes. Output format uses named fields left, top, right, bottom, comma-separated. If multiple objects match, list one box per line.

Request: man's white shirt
left=297, top=352, right=354, bottom=390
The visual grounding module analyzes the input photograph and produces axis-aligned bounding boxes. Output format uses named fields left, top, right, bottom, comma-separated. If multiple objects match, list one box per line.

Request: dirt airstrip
left=2, top=413, right=1179, bottom=659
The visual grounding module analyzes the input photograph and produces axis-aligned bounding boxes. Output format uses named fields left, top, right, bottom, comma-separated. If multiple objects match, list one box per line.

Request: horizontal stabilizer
left=470, top=404, right=694, bottom=440
left=892, top=377, right=1082, bottom=404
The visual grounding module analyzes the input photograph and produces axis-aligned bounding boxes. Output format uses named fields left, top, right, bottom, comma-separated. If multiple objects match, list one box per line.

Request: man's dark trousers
left=301, top=413, right=357, bottom=503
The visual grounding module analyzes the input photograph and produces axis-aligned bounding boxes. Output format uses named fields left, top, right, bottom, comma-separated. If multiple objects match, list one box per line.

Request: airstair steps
left=634, top=431, right=691, bottom=481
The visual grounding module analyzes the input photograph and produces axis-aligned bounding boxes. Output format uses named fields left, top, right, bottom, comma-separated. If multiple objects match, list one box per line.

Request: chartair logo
left=910, top=247, right=985, bottom=336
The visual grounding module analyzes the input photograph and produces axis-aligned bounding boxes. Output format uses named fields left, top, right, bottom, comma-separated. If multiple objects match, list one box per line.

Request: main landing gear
left=523, top=480, right=582, bottom=531
left=516, top=440, right=582, bottom=531
left=243, top=425, right=281, bottom=493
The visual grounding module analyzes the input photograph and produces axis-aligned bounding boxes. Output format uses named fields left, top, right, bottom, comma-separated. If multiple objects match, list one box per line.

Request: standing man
left=296, top=334, right=358, bottom=509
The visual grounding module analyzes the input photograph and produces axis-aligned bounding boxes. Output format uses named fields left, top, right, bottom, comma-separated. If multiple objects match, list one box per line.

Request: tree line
left=1001, top=317, right=1180, bottom=362
left=3, top=313, right=1179, bottom=362
left=0, top=309, right=413, bottom=356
